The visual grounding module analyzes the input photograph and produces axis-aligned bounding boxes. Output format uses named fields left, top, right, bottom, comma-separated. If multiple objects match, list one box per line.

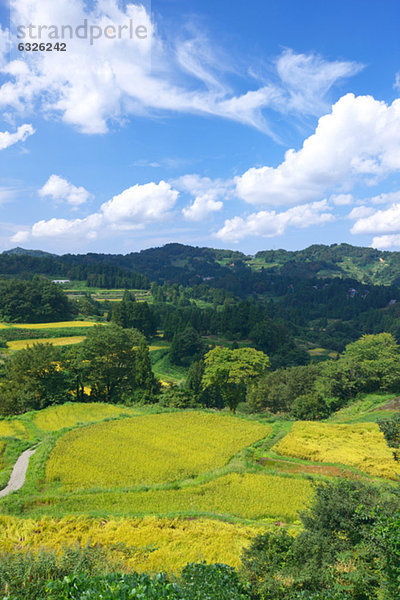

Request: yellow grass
left=0, top=419, right=27, bottom=439
left=11, top=321, right=99, bottom=329
left=46, top=412, right=271, bottom=489
left=0, top=441, right=6, bottom=469
left=40, top=472, right=311, bottom=521
left=7, top=336, right=85, bottom=351
left=274, top=421, right=400, bottom=480
left=0, top=516, right=261, bottom=573
left=34, top=403, right=138, bottom=432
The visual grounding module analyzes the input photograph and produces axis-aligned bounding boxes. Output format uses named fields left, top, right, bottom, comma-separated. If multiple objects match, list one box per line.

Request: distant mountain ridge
left=3, top=247, right=56, bottom=258
left=3, top=242, right=400, bottom=287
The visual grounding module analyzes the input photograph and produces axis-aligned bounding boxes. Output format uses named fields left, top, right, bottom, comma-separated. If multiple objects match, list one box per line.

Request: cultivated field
left=274, top=421, right=400, bottom=479
left=33, top=402, right=139, bottom=432
left=45, top=412, right=271, bottom=489
left=0, top=516, right=260, bottom=572
left=0, top=400, right=398, bottom=574
left=33, top=472, right=311, bottom=521
left=7, top=336, right=86, bottom=351
left=2, top=321, right=99, bottom=329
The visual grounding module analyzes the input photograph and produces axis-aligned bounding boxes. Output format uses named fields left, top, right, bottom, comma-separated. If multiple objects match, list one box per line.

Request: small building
left=52, top=279, right=70, bottom=284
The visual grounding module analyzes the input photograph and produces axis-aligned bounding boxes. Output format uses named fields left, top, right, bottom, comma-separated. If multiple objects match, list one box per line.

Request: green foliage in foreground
left=241, top=477, right=400, bottom=600
left=0, top=550, right=250, bottom=600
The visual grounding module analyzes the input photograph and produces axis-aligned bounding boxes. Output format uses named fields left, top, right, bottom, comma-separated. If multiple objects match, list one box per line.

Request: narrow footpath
left=0, top=448, right=37, bottom=498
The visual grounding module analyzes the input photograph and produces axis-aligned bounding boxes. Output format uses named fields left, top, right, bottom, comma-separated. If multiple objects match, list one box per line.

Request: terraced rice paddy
left=0, top=420, right=27, bottom=439
left=274, top=421, right=400, bottom=479
left=33, top=403, right=138, bottom=432
left=10, top=321, right=99, bottom=329
left=7, top=336, right=85, bottom=350
left=0, top=516, right=261, bottom=573
left=33, top=472, right=311, bottom=522
left=45, top=412, right=271, bottom=489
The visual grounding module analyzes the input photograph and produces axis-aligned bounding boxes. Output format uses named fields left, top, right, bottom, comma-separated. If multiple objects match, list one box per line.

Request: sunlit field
left=45, top=412, right=271, bottom=489
left=0, top=420, right=27, bottom=440
left=0, top=515, right=261, bottom=573
left=7, top=336, right=86, bottom=350
left=32, top=472, right=311, bottom=522
left=33, top=402, right=139, bottom=432
left=10, top=321, right=99, bottom=329
left=274, top=421, right=400, bottom=479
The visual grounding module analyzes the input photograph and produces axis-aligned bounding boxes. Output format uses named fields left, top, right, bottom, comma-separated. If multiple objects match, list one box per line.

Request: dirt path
left=0, top=447, right=37, bottom=498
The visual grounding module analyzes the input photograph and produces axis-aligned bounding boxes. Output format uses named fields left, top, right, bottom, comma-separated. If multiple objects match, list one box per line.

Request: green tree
left=202, top=346, right=269, bottom=412
left=342, top=333, right=400, bottom=392
left=247, top=364, right=319, bottom=414
left=169, top=326, right=203, bottom=366
left=80, top=324, right=154, bottom=403
left=0, top=343, right=71, bottom=415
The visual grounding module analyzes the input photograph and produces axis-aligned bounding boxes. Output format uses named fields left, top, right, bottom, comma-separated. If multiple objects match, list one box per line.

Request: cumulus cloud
left=0, top=2, right=361, bottom=135
left=372, top=234, right=400, bottom=249
left=351, top=203, right=400, bottom=235
left=215, top=200, right=334, bottom=242
left=235, top=94, right=400, bottom=207
left=0, top=123, right=34, bottom=150
left=347, top=206, right=375, bottom=220
left=39, top=175, right=92, bottom=206
left=101, top=181, right=178, bottom=228
left=12, top=180, right=179, bottom=242
left=330, top=193, right=354, bottom=206
left=177, top=175, right=231, bottom=221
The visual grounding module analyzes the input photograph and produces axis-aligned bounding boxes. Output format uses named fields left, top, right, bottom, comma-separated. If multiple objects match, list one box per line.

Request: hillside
left=3, top=242, right=400, bottom=286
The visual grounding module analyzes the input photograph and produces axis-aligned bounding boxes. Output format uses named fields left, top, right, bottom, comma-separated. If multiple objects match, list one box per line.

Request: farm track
left=0, top=447, right=37, bottom=497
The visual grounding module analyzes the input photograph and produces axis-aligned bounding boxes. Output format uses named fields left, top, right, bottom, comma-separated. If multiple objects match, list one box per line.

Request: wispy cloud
left=0, top=1, right=362, bottom=137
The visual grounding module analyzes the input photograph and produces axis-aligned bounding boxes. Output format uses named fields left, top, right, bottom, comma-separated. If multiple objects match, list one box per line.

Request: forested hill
left=2, top=242, right=400, bottom=287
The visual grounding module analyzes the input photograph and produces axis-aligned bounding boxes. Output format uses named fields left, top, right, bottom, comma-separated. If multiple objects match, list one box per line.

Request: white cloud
left=11, top=229, right=29, bottom=243
left=12, top=180, right=179, bottom=241
left=235, top=94, right=400, bottom=207
left=351, top=203, right=400, bottom=235
left=395, top=72, right=400, bottom=91
left=330, top=193, right=354, bottom=206
left=0, top=123, right=34, bottom=150
left=39, top=174, right=92, bottom=206
left=215, top=200, right=334, bottom=242
left=177, top=175, right=231, bottom=221
left=101, top=181, right=178, bottom=228
left=275, top=49, right=363, bottom=115
left=347, top=206, right=375, bottom=219
left=369, top=191, right=400, bottom=205
left=0, top=2, right=361, bottom=136
left=372, top=234, right=400, bottom=249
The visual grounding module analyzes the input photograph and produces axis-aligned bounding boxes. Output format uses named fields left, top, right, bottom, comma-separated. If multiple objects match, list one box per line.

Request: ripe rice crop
left=7, top=336, right=85, bottom=350
left=0, top=419, right=27, bottom=439
left=34, top=403, right=138, bottom=432
left=11, top=321, right=99, bottom=329
left=0, top=441, right=6, bottom=469
left=274, top=421, right=400, bottom=480
left=46, top=412, right=271, bottom=489
left=0, top=515, right=261, bottom=573
left=35, top=472, right=312, bottom=521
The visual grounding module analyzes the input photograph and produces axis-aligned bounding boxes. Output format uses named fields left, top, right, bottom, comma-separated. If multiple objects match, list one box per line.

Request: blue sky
left=0, top=0, right=399, bottom=255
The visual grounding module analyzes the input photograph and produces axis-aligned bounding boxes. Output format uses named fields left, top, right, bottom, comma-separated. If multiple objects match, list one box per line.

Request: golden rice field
left=10, top=321, right=99, bottom=329
left=274, top=421, right=400, bottom=480
left=0, top=515, right=261, bottom=573
left=0, top=419, right=27, bottom=439
left=34, top=403, right=138, bottom=433
left=36, top=472, right=311, bottom=521
left=46, top=412, right=271, bottom=489
left=0, top=441, right=6, bottom=469
left=7, top=336, right=85, bottom=351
